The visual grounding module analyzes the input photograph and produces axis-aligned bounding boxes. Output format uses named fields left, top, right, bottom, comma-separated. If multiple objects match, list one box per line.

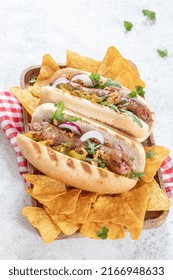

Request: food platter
left=20, top=64, right=169, bottom=239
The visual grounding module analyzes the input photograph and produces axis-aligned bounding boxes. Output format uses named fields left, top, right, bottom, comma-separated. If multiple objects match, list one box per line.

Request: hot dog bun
left=17, top=103, right=146, bottom=194
left=39, top=68, right=155, bottom=141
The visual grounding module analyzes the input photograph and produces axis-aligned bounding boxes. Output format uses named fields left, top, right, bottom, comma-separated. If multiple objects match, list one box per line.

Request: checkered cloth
left=1, top=89, right=173, bottom=198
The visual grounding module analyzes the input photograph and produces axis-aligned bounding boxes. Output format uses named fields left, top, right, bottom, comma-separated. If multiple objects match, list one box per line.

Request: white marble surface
left=0, top=0, right=173, bottom=260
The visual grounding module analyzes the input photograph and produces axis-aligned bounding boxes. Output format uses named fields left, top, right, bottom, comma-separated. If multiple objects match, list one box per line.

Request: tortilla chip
left=66, top=50, right=100, bottom=73
left=80, top=221, right=125, bottom=240
left=31, top=54, right=59, bottom=97
left=115, top=70, right=135, bottom=90
left=142, top=146, right=170, bottom=182
left=120, top=181, right=152, bottom=237
left=10, top=86, right=40, bottom=115
left=97, top=46, right=145, bottom=90
left=44, top=191, right=97, bottom=235
left=24, top=174, right=66, bottom=201
left=66, top=191, right=98, bottom=224
left=89, top=196, right=141, bottom=240
left=22, top=206, right=61, bottom=243
left=43, top=188, right=81, bottom=214
left=147, top=180, right=171, bottom=211
left=44, top=207, right=80, bottom=235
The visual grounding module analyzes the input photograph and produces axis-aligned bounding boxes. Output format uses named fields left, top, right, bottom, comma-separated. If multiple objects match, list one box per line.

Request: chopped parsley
left=124, top=21, right=133, bottom=31
left=146, top=150, right=155, bottom=159
left=127, top=91, right=137, bottom=98
left=84, top=140, right=101, bottom=155
left=97, top=226, right=109, bottom=240
left=136, top=86, right=145, bottom=97
left=142, top=10, right=156, bottom=21
left=157, top=49, right=168, bottom=58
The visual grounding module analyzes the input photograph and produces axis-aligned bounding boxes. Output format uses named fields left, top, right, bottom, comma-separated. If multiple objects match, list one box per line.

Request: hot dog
left=39, top=68, right=155, bottom=141
left=17, top=102, right=146, bottom=194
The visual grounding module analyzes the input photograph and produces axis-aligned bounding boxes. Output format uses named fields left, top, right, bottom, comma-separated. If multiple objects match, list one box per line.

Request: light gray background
left=0, top=0, right=173, bottom=259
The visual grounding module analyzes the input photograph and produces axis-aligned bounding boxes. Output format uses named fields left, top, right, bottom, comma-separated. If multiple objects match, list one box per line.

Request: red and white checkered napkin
left=1, top=89, right=173, bottom=198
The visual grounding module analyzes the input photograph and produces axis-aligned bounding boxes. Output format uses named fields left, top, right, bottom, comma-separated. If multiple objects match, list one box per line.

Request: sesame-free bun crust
left=39, top=68, right=155, bottom=140
left=17, top=134, right=137, bottom=194
left=17, top=103, right=146, bottom=194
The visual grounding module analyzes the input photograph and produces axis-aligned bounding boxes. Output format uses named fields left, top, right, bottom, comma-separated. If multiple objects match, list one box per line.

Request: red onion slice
left=71, top=74, right=93, bottom=87
left=80, top=130, right=104, bottom=144
left=52, top=76, right=68, bottom=87
left=58, top=122, right=82, bottom=135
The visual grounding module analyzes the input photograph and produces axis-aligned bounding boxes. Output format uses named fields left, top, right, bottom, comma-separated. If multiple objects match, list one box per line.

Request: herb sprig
left=142, top=10, right=156, bottom=21
left=157, top=49, right=168, bottom=58
left=108, top=103, right=143, bottom=128
left=50, top=101, right=65, bottom=124
left=84, top=140, right=101, bottom=155
left=89, top=74, right=121, bottom=89
left=124, top=21, right=133, bottom=31
left=50, top=101, right=82, bottom=124
left=135, top=86, right=145, bottom=97
left=97, top=226, right=109, bottom=240
left=146, top=150, right=155, bottom=159
left=129, top=171, right=145, bottom=179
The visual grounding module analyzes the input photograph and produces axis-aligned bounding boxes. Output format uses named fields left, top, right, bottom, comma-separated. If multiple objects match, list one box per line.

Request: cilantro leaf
left=130, top=171, right=145, bottom=179
left=50, top=101, right=65, bottom=124
left=96, top=157, right=106, bottom=168
left=108, top=103, right=120, bottom=112
left=127, top=91, right=137, bottom=98
left=90, top=73, right=101, bottom=84
left=65, top=116, right=82, bottom=122
left=124, top=21, right=133, bottom=31
left=108, top=103, right=143, bottom=128
left=135, top=86, right=145, bottom=97
left=146, top=150, right=155, bottom=159
left=84, top=140, right=101, bottom=155
left=100, top=79, right=122, bottom=89
left=157, top=49, right=168, bottom=58
left=142, top=10, right=156, bottom=21
left=100, top=101, right=107, bottom=106
left=97, top=226, right=109, bottom=240
left=120, top=109, right=143, bottom=128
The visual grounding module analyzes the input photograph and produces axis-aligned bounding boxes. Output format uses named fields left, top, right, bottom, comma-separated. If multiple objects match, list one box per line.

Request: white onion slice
left=80, top=130, right=104, bottom=144
left=71, top=74, right=93, bottom=87
left=52, top=76, right=68, bottom=87
left=58, top=122, right=81, bottom=135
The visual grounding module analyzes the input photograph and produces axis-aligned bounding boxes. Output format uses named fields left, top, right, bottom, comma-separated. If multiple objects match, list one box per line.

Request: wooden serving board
left=20, top=64, right=169, bottom=238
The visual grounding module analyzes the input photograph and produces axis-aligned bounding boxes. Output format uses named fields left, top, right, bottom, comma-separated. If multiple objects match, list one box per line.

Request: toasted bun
left=17, top=103, right=146, bottom=194
left=17, top=134, right=137, bottom=194
left=39, top=68, right=155, bottom=141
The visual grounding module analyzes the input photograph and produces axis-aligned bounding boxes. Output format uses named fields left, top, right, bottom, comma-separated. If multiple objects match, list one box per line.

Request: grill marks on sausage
left=29, top=122, right=132, bottom=175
